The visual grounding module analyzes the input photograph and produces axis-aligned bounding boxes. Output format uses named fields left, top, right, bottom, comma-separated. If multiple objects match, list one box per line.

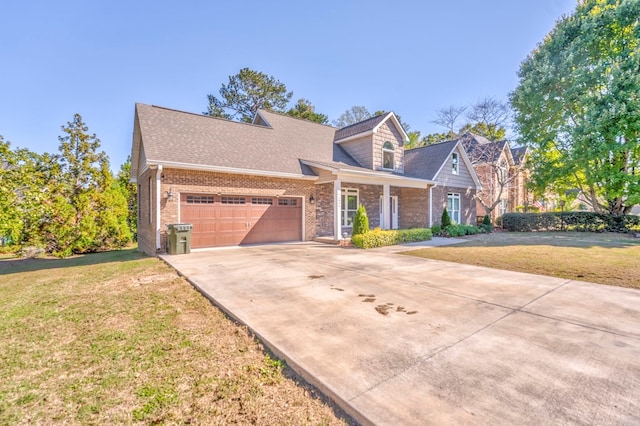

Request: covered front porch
left=305, top=164, right=434, bottom=241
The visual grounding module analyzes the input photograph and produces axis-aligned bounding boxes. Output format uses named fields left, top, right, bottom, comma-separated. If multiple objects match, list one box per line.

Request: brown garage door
left=180, top=194, right=302, bottom=248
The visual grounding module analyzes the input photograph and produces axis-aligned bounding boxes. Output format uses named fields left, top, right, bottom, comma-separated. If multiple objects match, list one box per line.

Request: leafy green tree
left=205, top=68, right=293, bottom=122
left=333, top=106, right=371, bottom=128
left=458, top=122, right=506, bottom=142
left=0, top=137, right=54, bottom=247
left=117, top=156, right=138, bottom=239
left=48, top=114, right=131, bottom=256
left=511, top=0, right=640, bottom=215
left=285, top=98, right=329, bottom=124
left=352, top=204, right=369, bottom=235
left=419, top=131, right=457, bottom=147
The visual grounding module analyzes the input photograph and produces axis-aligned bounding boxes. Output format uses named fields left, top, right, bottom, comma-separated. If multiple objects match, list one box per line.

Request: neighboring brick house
left=131, top=104, right=481, bottom=255
left=404, top=140, right=480, bottom=225
left=457, top=133, right=530, bottom=222
left=509, top=146, right=533, bottom=211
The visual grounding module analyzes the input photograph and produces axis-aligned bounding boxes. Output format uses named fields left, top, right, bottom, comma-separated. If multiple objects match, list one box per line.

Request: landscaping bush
left=480, top=215, right=493, bottom=233
left=440, top=224, right=482, bottom=237
left=397, top=228, right=432, bottom=242
left=352, top=204, right=369, bottom=235
left=351, top=228, right=432, bottom=249
left=502, top=212, right=640, bottom=233
left=441, top=208, right=452, bottom=227
left=431, top=224, right=442, bottom=236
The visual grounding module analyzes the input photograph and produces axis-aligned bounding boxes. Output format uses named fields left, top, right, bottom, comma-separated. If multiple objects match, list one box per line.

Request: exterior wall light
left=166, top=188, right=174, bottom=201
left=309, top=195, right=315, bottom=204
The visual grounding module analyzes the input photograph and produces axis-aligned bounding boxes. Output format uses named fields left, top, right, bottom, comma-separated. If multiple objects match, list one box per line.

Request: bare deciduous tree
left=431, top=105, right=467, bottom=133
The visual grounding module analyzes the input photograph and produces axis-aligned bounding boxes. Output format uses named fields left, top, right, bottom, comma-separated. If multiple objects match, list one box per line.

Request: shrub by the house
left=441, top=208, right=452, bottom=227
left=351, top=228, right=432, bottom=249
left=352, top=204, right=369, bottom=235
left=481, top=215, right=493, bottom=233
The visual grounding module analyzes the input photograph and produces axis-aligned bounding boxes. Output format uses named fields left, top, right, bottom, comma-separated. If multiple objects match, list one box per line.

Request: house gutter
left=156, top=164, right=162, bottom=251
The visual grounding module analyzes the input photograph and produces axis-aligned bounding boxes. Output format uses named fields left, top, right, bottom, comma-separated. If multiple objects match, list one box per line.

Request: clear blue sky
left=1, top=0, right=576, bottom=171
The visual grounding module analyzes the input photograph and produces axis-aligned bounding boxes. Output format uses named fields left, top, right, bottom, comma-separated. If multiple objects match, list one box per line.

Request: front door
left=379, top=196, right=399, bottom=229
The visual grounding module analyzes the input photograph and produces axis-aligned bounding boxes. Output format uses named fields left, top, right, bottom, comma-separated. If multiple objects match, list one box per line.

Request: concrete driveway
left=162, top=242, right=640, bottom=425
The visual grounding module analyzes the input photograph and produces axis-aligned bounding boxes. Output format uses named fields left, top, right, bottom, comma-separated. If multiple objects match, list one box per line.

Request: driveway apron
left=161, top=242, right=640, bottom=425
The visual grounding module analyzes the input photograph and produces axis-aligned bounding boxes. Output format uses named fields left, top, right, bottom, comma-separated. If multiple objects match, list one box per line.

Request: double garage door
left=180, top=194, right=302, bottom=248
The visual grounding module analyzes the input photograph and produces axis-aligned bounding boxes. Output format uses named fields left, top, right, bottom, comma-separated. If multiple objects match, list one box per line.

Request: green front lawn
left=403, top=232, right=640, bottom=289
left=0, top=249, right=346, bottom=424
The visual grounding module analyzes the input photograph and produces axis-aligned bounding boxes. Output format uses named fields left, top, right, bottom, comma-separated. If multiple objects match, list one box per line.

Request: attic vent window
left=452, top=152, right=459, bottom=175
left=382, top=141, right=395, bottom=170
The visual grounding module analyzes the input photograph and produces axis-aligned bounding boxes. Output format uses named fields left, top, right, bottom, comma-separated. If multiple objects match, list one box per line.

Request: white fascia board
left=148, top=160, right=318, bottom=181
left=333, top=130, right=374, bottom=144
left=253, top=110, right=273, bottom=128
left=432, top=142, right=483, bottom=190
left=372, top=112, right=409, bottom=143
left=336, top=170, right=433, bottom=188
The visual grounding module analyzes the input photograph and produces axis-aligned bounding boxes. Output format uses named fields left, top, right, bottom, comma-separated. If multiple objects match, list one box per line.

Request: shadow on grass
left=0, top=248, right=148, bottom=276
left=449, top=231, right=640, bottom=250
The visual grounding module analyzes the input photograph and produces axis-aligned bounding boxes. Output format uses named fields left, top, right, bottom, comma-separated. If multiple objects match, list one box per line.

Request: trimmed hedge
left=351, top=228, right=432, bottom=249
left=432, top=223, right=485, bottom=237
left=502, top=212, right=640, bottom=233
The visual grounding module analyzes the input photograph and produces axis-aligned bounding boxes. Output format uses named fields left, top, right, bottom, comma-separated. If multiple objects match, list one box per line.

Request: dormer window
left=452, top=152, right=459, bottom=175
left=382, top=141, right=395, bottom=170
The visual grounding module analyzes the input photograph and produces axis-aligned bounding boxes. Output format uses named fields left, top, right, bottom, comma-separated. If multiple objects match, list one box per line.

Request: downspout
left=156, top=164, right=163, bottom=251
left=429, top=184, right=436, bottom=227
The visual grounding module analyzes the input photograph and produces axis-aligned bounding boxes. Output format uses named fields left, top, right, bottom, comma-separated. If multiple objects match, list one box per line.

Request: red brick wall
left=398, top=187, right=430, bottom=228
left=432, top=186, right=476, bottom=225
left=137, top=168, right=317, bottom=255
left=136, top=168, right=156, bottom=256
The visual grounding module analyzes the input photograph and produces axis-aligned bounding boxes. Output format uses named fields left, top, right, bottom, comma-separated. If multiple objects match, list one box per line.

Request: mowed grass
left=0, top=249, right=347, bottom=425
left=403, top=232, right=640, bottom=289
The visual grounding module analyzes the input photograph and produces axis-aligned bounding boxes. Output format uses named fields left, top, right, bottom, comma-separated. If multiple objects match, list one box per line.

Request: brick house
left=458, top=133, right=530, bottom=222
left=131, top=104, right=481, bottom=254
left=404, top=140, right=481, bottom=225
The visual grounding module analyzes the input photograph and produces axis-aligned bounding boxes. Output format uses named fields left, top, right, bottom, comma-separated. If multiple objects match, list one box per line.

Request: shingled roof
left=458, top=132, right=508, bottom=163
left=334, top=114, right=388, bottom=141
left=511, top=146, right=527, bottom=165
left=404, top=140, right=459, bottom=180
left=132, top=104, right=364, bottom=178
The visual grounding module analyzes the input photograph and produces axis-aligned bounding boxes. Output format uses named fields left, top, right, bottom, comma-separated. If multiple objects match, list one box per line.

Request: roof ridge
left=258, top=109, right=337, bottom=129
left=141, top=103, right=273, bottom=130
left=405, top=139, right=458, bottom=152
left=336, top=112, right=387, bottom=131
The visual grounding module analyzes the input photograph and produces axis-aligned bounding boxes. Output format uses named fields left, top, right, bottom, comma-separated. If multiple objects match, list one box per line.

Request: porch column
left=334, top=179, right=342, bottom=239
left=382, top=184, right=390, bottom=229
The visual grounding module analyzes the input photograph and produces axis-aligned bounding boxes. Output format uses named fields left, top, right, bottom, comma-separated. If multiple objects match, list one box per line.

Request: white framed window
left=447, top=193, right=460, bottom=224
left=452, top=152, right=459, bottom=175
left=341, top=188, right=358, bottom=227
left=499, top=198, right=508, bottom=216
left=382, top=141, right=395, bottom=170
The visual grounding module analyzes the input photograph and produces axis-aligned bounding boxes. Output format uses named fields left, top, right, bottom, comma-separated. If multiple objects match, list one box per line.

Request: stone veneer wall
left=373, top=121, right=404, bottom=173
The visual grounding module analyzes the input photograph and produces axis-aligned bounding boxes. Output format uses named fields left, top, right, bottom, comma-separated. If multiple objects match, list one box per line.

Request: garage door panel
left=181, top=194, right=302, bottom=248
